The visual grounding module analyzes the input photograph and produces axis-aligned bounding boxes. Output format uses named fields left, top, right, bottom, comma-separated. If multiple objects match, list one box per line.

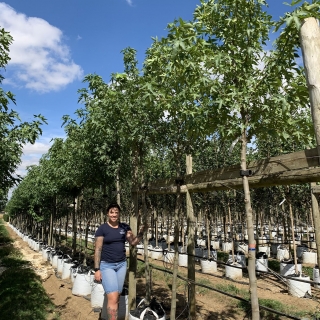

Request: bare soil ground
left=5, top=223, right=320, bottom=320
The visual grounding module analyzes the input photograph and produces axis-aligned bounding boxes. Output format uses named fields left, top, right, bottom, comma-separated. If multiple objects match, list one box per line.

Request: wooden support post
left=311, top=184, right=320, bottom=268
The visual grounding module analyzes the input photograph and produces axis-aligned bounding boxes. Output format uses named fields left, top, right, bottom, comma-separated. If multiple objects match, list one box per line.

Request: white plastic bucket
left=297, top=245, right=308, bottom=259
left=225, top=262, right=242, bottom=280
left=222, top=242, right=232, bottom=253
left=200, top=259, right=217, bottom=274
left=137, top=243, right=144, bottom=255
left=42, top=248, right=49, bottom=261
left=280, top=261, right=302, bottom=277
left=256, top=253, right=268, bottom=274
left=302, top=251, right=317, bottom=265
left=258, top=245, right=270, bottom=256
left=287, top=275, right=311, bottom=298
left=57, top=258, right=64, bottom=273
left=178, top=253, right=188, bottom=267
left=52, top=255, right=59, bottom=268
left=151, top=247, right=163, bottom=260
left=210, top=240, right=220, bottom=250
left=62, top=262, right=73, bottom=280
left=237, top=243, right=248, bottom=254
left=229, top=252, right=246, bottom=268
left=34, top=242, right=40, bottom=252
left=147, top=245, right=153, bottom=257
left=163, top=249, right=174, bottom=264
left=91, top=282, right=105, bottom=308
left=258, top=236, right=267, bottom=244
left=277, top=247, right=290, bottom=261
left=72, top=272, right=93, bottom=296
left=70, top=266, right=78, bottom=283
left=313, top=267, right=320, bottom=289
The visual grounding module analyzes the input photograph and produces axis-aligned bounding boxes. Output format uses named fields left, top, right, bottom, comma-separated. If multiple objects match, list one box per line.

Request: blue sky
left=0, top=0, right=299, bottom=179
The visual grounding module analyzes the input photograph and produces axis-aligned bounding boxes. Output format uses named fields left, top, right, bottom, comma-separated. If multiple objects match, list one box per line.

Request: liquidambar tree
left=194, top=0, right=314, bottom=318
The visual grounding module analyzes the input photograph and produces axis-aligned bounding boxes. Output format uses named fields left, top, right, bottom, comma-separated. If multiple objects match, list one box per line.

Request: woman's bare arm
left=126, top=230, right=144, bottom=246
left=94, top=236, right=103, bottom=281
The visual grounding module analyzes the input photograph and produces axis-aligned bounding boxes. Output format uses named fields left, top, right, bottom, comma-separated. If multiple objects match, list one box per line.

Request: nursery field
left=2, top=219, right=320, bottom=320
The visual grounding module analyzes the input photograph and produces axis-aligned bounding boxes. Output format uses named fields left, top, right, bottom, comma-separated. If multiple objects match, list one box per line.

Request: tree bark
left=170, top=182, right=181, bottom=320
left=186, top=154, right=196, bottom=319
left=300, top=17, right=320, bottom=269
left=142, top=190, right=151, bottom=302
left=241, top=129, right=260, bottom=319
left=116, top=167, right=121, bottom=206
left=128, top=146, right=139, bottom=312
left=72, top=197, right=77, bottom=256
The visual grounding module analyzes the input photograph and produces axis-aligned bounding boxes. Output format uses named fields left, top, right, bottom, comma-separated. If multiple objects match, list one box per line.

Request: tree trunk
left=72, top=197, right=77, bottom=257
left=142, top=190, right=151, bottom=302
left=48, top=211, right=53, bottom=246
left=241, top=129, right=260, bottom=319
left=288, top=198, right=299, bottom=274
left=116, top=167, right=121, bottom=206
left=128, top=146, right=139, bottom=312
left=300, top=17, right=320, bottom=269
left=228, top=198, right=234, bottom=261
left=170, top=182, right=181, bottom=320
left=186, top=154, right=196, bottom=319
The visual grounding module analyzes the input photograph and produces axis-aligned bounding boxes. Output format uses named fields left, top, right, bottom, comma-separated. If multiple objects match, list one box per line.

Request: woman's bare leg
left=106, top=291, right=119, bottom=320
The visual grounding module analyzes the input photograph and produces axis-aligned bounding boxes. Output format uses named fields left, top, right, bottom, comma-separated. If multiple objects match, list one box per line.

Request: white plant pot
left=200, top=259, right=217, bottom=274
left=287, top=274, right=311, bottom=298
left=302, top=251, right=317, bottom=265
left=225, top=262, right=242, bottom=280
left=178, top=253, right=188, bottom=267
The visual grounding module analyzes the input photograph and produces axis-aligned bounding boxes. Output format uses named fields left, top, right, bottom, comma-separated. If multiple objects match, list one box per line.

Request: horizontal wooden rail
left=135, top=148, right=320, bottom=194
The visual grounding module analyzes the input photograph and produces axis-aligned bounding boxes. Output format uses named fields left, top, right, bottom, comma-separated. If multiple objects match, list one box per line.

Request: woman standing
left=94, top=203, right=145, bottom=320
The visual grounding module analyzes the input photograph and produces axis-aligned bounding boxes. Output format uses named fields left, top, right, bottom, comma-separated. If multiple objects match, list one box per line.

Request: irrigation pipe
left=140, top=249, right=320, bottom=287
left=137, top=258, right=302, bottom=320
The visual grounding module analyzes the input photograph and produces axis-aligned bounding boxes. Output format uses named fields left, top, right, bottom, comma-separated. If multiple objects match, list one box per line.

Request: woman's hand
left=94, top=270, right=102, bottom=282
left=138, top=223, right=148, bottom=235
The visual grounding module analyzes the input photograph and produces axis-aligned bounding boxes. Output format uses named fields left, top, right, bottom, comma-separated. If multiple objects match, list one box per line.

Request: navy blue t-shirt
left=95, top=222, right=131, bottom=263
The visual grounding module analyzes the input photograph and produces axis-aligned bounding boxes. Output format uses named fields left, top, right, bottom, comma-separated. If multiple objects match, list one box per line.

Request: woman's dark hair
left=106, top=203, right=121, bottom=212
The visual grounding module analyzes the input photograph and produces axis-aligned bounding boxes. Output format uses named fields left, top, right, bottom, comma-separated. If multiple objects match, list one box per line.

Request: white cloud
left=16, top=134, right=64, bottom=177
left=126, top=0, right=133, bottom=6
left=0, top=2, right=83, bottom=93
left=22, top=141, right=52, bottom=156
left=7, top=134, right=64, bottom=200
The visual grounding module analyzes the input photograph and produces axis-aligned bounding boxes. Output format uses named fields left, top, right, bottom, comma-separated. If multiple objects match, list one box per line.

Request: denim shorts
left=100, top=259, right=127, bottom=294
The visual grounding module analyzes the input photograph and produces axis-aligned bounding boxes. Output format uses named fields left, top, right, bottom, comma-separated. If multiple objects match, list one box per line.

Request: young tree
left=193, top=0, right=314, bottom=318
left=0, top=27, right=46, bottom=192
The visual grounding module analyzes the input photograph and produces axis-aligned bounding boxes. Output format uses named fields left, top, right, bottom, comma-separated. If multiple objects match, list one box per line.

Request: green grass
left=0, top=219, right=56, bottom=320
left=63, top=234, right=95, bottom=251
left=217, top=251, right=229, bottom=262
left=216, top=283, right=250, bottom=300
left=302, top=266, right=313, bottom=279
left=0, top=223, right=12, bottom=245
left=195, top=278, right=210, bottom=294
left=267, top=259, right=280, bottom=273
left=258, top=299, right=286, bottom=320
left=137, top=259, right=146, bottom=277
